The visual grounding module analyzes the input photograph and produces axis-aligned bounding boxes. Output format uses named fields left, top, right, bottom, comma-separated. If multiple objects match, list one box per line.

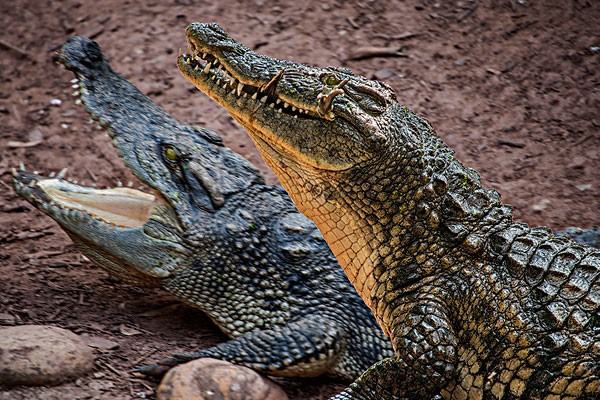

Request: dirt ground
left=0, top=0, right=598, bottom=399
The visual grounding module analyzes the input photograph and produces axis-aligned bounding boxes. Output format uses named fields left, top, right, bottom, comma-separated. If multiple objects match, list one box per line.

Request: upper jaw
left=181, top=23, right=331, bottom=120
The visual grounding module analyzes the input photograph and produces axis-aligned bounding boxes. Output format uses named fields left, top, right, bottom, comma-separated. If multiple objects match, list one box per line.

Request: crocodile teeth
left=194, top=65, right=200, bottom=71
left=203, top=62, right=211, bottom=74
left=252, top=92, right=258, bottom=100
left=19, top=162, right=25, bottom=171
left=72, top=90, right=79, bottom=97
left=269, top=103, right=274, bottom=108
left=57, top=168, right=68, bottom=179
left=260, top=96, right=268, bottom=103
left=283, top=102, right=289, bottom=108
left=291, top=106, right=296, bottom=112
left=70, top=78, right=78, bottom=84
left=237, top=82, right=244, bottom=96
left=11, top=167, right=17, bottom=177
left=71, top=84, right=79, bottom=89
left=276, top=98, right=281, bottom=104
left=48, top=171, right=56, bottom=178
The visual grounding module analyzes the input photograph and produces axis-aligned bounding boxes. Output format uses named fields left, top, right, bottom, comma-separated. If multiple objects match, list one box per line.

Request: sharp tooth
left=230, top=88, right=236, bottom=95
left=217, top=78, right=221, bottom=84
left=291, top=106, right=296, bottom=112
left=72, top=90, right=79, bottom=97
left=222, top=83, right=228, bottom=89
left=252, top=92, right=258, bottom=100
left=269, top=103, right=274, bottom=108
left=194, top=65, right=200, bottom=71
left=19, top=162, right=25, bottom=171
left=75, top=99, right=82, bottom=105
left=71, top=84, right=79, bottom=89
left=211, top=75, right=216, bottom=81
left=217, top=65, right=223, bottom=72
left=127, top=181, right=133, bottom=187
left=276, top=98, right=281, bottom=104
left=70, top=78, right=78, bottom=83
left=260, top=96, right=268, bottom=103
left=237, top=82, right=244, bottom=96
left=201, top=53, right=207, bottom=59
left=278, top=108, right=282, bottom=113
left=57, top=168, right=68, bottom=179
left=283, top=102, right=289, bottom=108
left=11, top=167, right=17, bottom=177
left=28, top=181, right=36, bottom=187
left=49, top=171, right=56, bottom=177
left=293, top=115, right=298, bottom=118
left=203, top=63, right=211, bottom=74
left=117, top=180, right=123, bottom=187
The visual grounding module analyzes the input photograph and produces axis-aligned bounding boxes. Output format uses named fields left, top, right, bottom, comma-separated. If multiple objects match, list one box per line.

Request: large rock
left=0, top=325, right=94, bottom=386
left=157, top=358, right=288, bottom=400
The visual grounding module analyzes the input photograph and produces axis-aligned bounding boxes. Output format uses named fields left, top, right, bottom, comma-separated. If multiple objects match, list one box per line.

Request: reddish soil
left=1, top=0, right=598, bottom=399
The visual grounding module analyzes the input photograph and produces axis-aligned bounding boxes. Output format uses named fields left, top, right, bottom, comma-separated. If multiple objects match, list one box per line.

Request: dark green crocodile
left=12, top=36, right=393, bottom=381
left=178, top=23, right=599, bottom=400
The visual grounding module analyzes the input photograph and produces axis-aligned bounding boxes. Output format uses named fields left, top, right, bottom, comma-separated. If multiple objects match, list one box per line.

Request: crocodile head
left=177, top=24, right=408, bottom=217
left=177, top=24, right=423, bottom=283
left=14, top=36, right=262, bottom=287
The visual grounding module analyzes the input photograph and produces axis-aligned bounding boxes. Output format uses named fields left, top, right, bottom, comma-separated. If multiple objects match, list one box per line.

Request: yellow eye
left=164, top=146, right=178, bottom=162
left=324, top=75, right=340, bottom=86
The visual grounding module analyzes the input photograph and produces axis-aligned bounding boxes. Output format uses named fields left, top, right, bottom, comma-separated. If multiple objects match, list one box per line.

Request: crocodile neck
left=274, top=111, right=514, bottom=330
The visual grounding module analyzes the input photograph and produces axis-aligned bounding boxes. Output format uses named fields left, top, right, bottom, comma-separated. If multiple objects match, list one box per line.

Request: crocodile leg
left=137, top=316, right=347, bottom=378
left=330, top=296, right=457, bottom=399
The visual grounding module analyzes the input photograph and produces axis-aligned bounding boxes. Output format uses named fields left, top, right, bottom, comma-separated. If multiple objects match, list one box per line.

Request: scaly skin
left=178, top=23, right=599, bottom=399
left=12, top=36, right=393, bottom=381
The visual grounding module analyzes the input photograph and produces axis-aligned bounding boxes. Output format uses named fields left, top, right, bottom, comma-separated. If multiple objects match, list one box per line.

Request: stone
left=157, top=358, right=288, bottom=400
left=0, top=325, right=94, bottom=386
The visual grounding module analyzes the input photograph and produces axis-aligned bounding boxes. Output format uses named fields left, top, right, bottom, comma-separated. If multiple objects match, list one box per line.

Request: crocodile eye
left=322, top=74, right=341, bottom=86
left=163, top=146, right=178, bottom=163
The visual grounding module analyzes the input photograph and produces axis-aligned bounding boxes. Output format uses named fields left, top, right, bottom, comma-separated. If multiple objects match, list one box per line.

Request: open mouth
left=13, top=169, right=164, bottom=229
left=13, top=45, right=167, bottom=230
left=177, top=47, right=318, bottom=120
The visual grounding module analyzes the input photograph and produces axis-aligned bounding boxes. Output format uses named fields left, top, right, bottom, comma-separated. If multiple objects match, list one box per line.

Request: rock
left=157, top=358, right=288, bottom=400
left=531, top=198, right=551, bottom=213
left=372, top=68, right=395, bottom=80
left=0, top=325, right=94, bottom=386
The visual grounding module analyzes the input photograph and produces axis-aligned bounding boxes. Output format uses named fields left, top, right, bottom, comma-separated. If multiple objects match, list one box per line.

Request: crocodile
left=177, top=23, right=599, bottom=399
left=12, top=35, right=394, bottom=381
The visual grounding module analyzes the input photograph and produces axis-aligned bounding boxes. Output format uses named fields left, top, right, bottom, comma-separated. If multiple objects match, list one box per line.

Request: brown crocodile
left=177, top=23, right=599, bottom=400
left=13, top=35, right=393, bottom=382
